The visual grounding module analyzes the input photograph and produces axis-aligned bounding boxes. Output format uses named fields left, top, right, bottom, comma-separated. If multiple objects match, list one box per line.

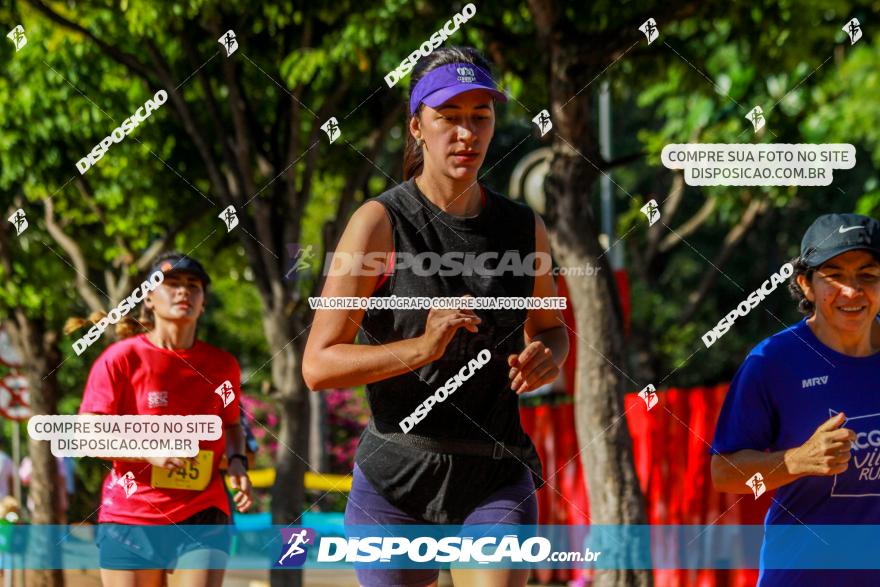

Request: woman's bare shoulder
left=341, top=200, right=393, bottom=252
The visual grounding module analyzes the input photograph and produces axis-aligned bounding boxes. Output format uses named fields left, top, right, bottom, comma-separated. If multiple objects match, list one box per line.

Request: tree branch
left=143, top=40, right=235, bottom=204
left=41, top=198, right=106, bottom=313
left=644, top=172, right=684, bottom=263
left=140, top=38, right=274, bottom=301
left=600, top=151, right=645, bottom=171
left=27, top=1, right=247, bottom=287
left=134, top=210, right=212, bottom=274
left=26, top=0, right=155, bottom=80
left=677, top=196, right=770, bottom=324
left=179, top=30, right=247, bottom=197
left=73, top=176, right=135, bottom=264
left=658, top=197, right=716, bottom=254
left=309, top=100, right=403, bottom=302
left=276, top=23, right=314, bottom=254
left=283, top=75, right=352, bottom=253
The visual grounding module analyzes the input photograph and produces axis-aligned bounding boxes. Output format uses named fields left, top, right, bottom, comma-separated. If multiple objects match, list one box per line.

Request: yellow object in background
left=228, top=469, right=351, bottom=492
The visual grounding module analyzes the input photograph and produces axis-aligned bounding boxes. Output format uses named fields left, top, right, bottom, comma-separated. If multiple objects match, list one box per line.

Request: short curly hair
left=787, top=256, right=816, bottom=316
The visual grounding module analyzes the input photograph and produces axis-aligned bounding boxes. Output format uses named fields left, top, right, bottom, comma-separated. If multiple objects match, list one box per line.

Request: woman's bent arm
left=303, top=202, right=433, bottom=390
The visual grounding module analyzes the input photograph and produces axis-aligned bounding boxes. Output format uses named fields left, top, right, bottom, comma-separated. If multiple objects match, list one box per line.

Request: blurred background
left=1, top=0, right=878, bottom=585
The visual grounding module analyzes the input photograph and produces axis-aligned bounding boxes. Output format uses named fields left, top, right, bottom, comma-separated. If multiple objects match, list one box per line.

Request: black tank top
left=355, top=177, right=543, bottom=523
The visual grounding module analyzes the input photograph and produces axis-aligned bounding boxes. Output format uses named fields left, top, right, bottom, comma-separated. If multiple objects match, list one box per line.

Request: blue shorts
left=344, top=464, right=538, bottom=587
left=97, top=507, right=232, bottom=570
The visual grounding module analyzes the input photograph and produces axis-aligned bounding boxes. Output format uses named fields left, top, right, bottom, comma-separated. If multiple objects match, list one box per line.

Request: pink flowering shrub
left=325, top=387, right=369, bottom=474
left=240, top=389, right=369, bottom=473
left=241, top=394, right=278, bottom=468
left=241, top=389, right=369, bottom=512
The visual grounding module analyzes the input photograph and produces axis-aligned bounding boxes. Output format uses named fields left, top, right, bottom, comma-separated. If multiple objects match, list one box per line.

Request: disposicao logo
left=277, top=528, right=315, bottom=568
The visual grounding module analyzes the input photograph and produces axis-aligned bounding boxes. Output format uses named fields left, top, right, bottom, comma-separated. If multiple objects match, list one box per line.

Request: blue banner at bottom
left=1, top=524, right=880, bottom=570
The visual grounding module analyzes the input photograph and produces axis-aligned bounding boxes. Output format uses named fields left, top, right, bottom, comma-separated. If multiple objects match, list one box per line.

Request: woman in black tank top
left=303, top=46, right=569, bottom=587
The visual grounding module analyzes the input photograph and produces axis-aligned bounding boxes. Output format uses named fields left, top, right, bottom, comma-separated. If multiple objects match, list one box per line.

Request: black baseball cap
left=800, top=213, right=880, bottom=268
left=148, top=254, right=211, bottom=287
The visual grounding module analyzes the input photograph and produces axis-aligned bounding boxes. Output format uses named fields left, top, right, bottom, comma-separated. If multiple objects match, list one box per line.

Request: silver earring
left=415, top=137, right=423, bottom=147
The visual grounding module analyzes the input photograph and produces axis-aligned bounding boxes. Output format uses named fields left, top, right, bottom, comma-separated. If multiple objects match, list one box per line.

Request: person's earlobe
left=409, top=116, right=423, bottom=144
left=797, top=274, right=814, bottom=302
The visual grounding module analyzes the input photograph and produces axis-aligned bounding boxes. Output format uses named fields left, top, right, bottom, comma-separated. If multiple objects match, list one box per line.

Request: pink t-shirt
left=79, top=334, right=240, bottom=524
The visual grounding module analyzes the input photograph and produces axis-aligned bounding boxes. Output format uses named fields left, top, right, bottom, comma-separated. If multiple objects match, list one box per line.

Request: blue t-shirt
left=712, top=317, right=880, bottom=585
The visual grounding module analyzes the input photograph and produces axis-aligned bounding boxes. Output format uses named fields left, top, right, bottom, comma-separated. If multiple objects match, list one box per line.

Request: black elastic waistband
left=367, top=420, right=531, bottom=460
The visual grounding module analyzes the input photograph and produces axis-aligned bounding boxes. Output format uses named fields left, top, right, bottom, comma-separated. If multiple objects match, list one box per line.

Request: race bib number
left=150, top=450, right=213, bottom=491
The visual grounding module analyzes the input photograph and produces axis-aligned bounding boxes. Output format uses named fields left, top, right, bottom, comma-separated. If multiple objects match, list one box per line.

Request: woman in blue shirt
left=711, top=213, right=880, bottom=585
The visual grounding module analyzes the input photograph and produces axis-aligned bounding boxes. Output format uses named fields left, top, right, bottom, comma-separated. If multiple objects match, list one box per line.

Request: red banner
left=521, top=385, right=768, bottom=586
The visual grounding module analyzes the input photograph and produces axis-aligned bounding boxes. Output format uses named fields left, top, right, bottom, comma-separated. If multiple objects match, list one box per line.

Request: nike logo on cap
left=839, top=225, right=864, bottom=234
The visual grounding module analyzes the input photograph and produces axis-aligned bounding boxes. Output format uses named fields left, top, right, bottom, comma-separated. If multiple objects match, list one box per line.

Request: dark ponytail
left=403, top=46, right=496, bottom=181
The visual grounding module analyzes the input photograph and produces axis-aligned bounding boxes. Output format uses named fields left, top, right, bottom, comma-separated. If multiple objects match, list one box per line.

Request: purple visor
left=409, top=63, right=508, bottom=116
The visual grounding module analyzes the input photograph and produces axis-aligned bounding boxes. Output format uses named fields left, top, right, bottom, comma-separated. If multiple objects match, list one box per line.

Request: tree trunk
left=542, top=43, right=652, bottom=587
left=264, top=312, right=310, bottom=587
left=6, top=316, right=64, bottom=587
left=309, top=391, right=328, bottom=473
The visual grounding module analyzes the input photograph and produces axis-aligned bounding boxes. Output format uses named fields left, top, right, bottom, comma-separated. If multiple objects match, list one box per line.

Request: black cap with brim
left=148, top=255, right=211, bottom=287
left=800, top=213, right=880, bottom=268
